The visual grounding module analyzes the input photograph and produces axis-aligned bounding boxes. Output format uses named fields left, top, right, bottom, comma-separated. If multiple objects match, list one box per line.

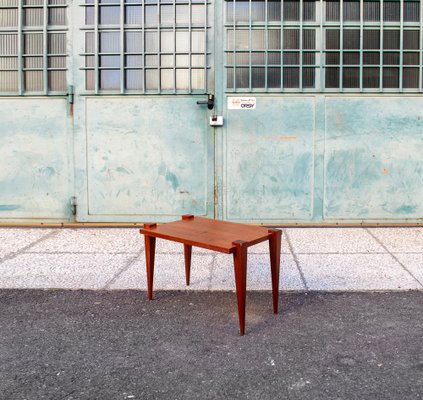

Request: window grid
left=81, top=0, right=211, bottom=94
left=225, top=0, right=423, bottom=93
left=0, top=0, right=68, bottom=94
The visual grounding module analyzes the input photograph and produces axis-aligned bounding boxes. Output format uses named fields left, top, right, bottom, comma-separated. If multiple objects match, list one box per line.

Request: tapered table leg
left=232, top=240, right=248, bottom=336
left=144, top=235, right=156, bottom=300
left=268, top=229, right=282, bottom=314
left=184, top=244, right=192, bottom=286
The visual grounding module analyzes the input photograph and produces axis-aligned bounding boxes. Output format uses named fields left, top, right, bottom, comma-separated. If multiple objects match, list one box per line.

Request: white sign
left=228, top=97, right=256, bottom=110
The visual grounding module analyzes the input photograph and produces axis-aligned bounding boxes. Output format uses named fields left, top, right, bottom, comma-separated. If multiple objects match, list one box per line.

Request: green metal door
left=217, top=0, right=423, bottom=224
left=0, top=0, right=73, bottom=223
left=73, top=0, right=215, bottom=222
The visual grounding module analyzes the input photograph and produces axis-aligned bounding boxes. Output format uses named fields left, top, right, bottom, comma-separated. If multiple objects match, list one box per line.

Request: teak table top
left=139, top=215, right=272, bottom=254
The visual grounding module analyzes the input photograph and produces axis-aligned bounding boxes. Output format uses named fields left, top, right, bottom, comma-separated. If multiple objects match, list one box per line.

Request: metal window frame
left=0, top=0, right=68, bottom=96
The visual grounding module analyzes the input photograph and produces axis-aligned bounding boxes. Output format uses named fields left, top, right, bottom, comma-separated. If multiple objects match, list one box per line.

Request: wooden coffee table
left=139, top=215, right=282, bottom=335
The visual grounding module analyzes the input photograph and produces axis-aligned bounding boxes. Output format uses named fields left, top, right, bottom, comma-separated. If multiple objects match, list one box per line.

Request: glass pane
left=284, top=30, right=299, bottom=50
left=126, top=69, right=142, bottom=90
left=268, top=30, right=281, bottom=50
left=325, top=67, right=339, bottom=88
left=191, top=54, right=205, bottom=67
left=403, top=68, right=419, bottom=88
left=126, top=6, right=142, bottom=24
left=161, top=68, right=173, bottom=89
left=24, top=8, right=43, bottom=26
left=176, top=31, right=189, bottom=52
left=251, top=67, right=265, bottom=88
left=125, top=55, right=142, bottom=67
left=145, top=5, right=158, bottom=26
left=383, top=52, right=399, bottom=65
left=0, top=8, right=18, bottom=27
left=235, top=67, right=249, bottom=88
left=283, top=68, right=299, bottom=88
left=85, top=6, right=94, bottom=25
left=191, top=31, right=205, bottom=52
left=251, top=52, right=265, bottom=65
left=0, top=56, right=18, bottom=69
left=384, top=1, right=400, bottom=22
left=383, top=30, right=400, bottom=50
left=404, top=1, right=420, bottom=22
left=48, top=70, right=66, bottom=91
left=304, top=0, right=316, bottom=21
left=363, top=30, right=380, bottom=50
left=326, top=52, right=340, bottom=65
left=303, top=30, right=316, bottom=50
left=191, top=69, right=204, bottom=90
left=326, top=30, right=340, bottom=50
left=364, top=1, right=380, bottom=21
left=100, top=6, right=120, bottom=25
left=252, top=30, right=266, bottom=49
left=176, top=54, right=189, bottom=67
left=48, top=33, right=66, bottom=54
left=145, top=31, right=158, bottom=52
left=303, top=52, right=315, bottom=65
left=24, top=56, right=42, bottom=68
left=251, top=1, right=265, bottom=21
left=85, top=55, right=94, bottom=67
left=303, top=67, right=315, bottom=88
left=48, top=7, right=66, bottom=25
left=227, top=67, right=234, bottom=88
left=176, top=4, right=189, bottom=24
left=126, top=32, right=143, bottom=52
left=283, top=52, right=299, bottom=65
left=161, top=54, right=173, bottom=67
left=100, top=32, right=120, bottom=52
left=0, top=71, right=18, bottom=91
left=85, top=32, right=94, bottom=53
left=0, top=34, right=18, bottom=55
left=192, top=4, right=205, bottom=24
left=267, top=67, right=281, bottom=88
left=145, top=54, right=158, bottom=67
left=268, top=0, right=281, bottom=22
left=100, top=55, right=120, bottom=67
left=403, top=52, right=419, bottom=65
left=100, top=69, right=120, bottom=89
left=326, top=0, right=340, bottom=21
left=85, top=70, right=95, bottom=90
left=161, top=5, right=173, bottom=24
left=343, top=1, right=360, bottom=21
left=24, top=33, right=43, bottom=55
left=48, top=56, right=66, bottom=68
left=24, top=70, right=43, bottom=91
left=284, top=1, right=299, bottom=21
left=363, top=67, right=379, bottom=88
left=343, top=30, right=360, bottom=50
left=161, top=31, right=174, bottom=53
left=268, top=52, right=281, bottom=65
left=343, top=67, right=359, bottom=88
left=363, top=52, right=379, bottom=65
left=176, top=69, right=189, bottom=90
left=383, top=67, right=399, bottom=88
left=343, top=52, right=359, bottom=65
left=404, top=30, right=419, bottom=50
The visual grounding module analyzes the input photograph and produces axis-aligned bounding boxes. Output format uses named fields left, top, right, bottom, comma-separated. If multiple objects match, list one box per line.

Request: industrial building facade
left=1, top=0, right=423, bottom=224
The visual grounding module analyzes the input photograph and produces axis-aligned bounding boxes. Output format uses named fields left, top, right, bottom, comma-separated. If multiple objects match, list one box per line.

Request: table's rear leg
left=184, top=244, right=192, bottom=286
left=268, top=229, right=282, bottom=314
left=232, top=240, right=248, bottom=336
left=144, top=235, right=156, bottom=300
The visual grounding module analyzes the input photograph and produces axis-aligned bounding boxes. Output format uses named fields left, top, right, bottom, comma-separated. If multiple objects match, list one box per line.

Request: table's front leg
left=184, top=244, right=192, bottom=286
left=232, top=240, right=248, bottom=336
left=268, top=229, right=282, bottom=314
left=144, top=235, right=156, bottom=300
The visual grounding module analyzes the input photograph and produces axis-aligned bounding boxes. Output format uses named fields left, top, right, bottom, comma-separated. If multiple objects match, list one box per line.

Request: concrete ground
left=0, top=226, right=422, bottom=399
left=0, top=290, right=422, bottom=400
left=0, top=226, right=422, bottom=291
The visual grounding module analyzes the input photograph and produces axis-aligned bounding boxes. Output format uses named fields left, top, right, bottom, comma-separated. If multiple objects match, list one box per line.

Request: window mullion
left=18, top=0, right=23, bottom=94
